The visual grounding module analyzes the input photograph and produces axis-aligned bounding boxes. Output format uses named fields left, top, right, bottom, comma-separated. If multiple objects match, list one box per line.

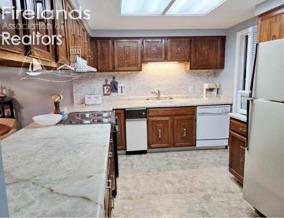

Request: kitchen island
left=1, top=123, right=112, bottom=217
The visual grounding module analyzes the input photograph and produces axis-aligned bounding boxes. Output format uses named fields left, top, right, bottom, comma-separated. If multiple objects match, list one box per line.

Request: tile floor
left=113, top=149, right=258, bottom=217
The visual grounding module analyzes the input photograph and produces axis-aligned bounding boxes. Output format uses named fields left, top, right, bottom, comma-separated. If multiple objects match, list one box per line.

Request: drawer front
left=230, top=118, right=247, bottom=137
left=148, top=107, right=196, bottom=117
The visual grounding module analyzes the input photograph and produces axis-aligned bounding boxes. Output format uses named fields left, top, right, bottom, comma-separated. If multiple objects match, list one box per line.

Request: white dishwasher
left=126, top=108, right=148, bottom=154
left=196, top=105, right=231, bottom=148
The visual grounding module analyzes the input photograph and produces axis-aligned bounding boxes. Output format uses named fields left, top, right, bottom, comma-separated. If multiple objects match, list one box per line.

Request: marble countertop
left=67, top=96, right=233, bottom=112
left=229, top=113, right=247, bottom=123
left=1, top=123, right=111, bottom=217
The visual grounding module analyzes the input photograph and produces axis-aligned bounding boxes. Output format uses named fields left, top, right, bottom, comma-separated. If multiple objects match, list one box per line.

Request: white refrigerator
left=0, top=143, right=9, bottom=217
left=243, top=39, right=284, bottom=216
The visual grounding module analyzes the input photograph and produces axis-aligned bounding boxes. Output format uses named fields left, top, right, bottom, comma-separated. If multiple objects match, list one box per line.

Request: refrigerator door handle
left=247, top=97, right=256, bottom=102
left=247, top=43, right=259, bottom=151
left=247, top=99, right=251, bottom=151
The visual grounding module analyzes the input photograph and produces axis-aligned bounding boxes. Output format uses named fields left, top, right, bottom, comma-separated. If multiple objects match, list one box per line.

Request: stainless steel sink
left=145, top=97, right=174, bottom=101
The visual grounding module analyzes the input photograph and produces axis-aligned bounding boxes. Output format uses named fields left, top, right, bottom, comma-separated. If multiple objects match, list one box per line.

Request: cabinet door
left=25, top=0, right=55, bottom=61
left=54, top=0, right=69, bottom=64
left=258, top=7, right=284, bottom=42
left=115, top=110, right=126, bottom=151
left=0, top=0, right=25, bottom=54
left=81, top=27, right=88, bottom=59
left=143, top=39, right=166, bottom=62
left=97, top=39, right=113, bottom=72
left=65, top=0, right=76, bottom=64
left=229, top=131, right=246, bottom=184
left=190, top=36, right=225, bottom=69
left=173, top=116, right=196, bottom=147
left=167, top=38, right=190, bottom=61
left=148, top=117, right=173, bottom=149
left=114, top=39, right=142, bottom=71
left=89, top=38, right=97, bottom=68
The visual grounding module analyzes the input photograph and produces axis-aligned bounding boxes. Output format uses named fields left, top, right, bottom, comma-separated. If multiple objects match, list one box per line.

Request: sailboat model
left=26, top=58, right=44, bottom=76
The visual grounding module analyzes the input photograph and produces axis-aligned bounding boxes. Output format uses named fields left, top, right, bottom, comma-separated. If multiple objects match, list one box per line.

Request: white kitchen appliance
left=85, top=94, right=102, bottom=105
left=243, top=39, right=284, bottom=216
left=203, top=83, right=220, bottom=99
left=125, top=108, right=147, bottom=154
left=197, top=105, right=231, bottom=148
left=237, top=90, right=251, bottom=115
left=0, top=144, right=9, bottom=217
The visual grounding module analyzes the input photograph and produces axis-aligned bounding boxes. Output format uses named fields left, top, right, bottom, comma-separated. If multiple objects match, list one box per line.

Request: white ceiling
left=77, top=0, right=266, bottom=30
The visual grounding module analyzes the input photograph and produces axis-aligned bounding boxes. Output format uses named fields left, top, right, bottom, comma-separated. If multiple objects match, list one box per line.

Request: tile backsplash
left=73, top=62, right=218, bottom=104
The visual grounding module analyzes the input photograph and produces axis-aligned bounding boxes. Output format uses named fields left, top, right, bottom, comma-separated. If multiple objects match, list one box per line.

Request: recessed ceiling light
left=166, top=0, right=227, bottom=16
left=121, top=0, right=172, bottom=16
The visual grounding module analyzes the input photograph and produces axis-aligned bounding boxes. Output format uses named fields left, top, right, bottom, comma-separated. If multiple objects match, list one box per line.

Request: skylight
left=121, top=0, right=172, bottom=16
left=166, top=0, right=226, bottom=16
left=121, top=0, right=226, bottom=16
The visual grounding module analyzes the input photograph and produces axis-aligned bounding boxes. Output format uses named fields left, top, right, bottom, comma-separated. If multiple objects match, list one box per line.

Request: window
left=234, top=26, right=257, bottom=115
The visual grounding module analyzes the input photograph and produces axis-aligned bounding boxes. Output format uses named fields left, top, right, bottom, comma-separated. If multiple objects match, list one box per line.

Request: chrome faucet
left=151, top=89, right=161, bottom=100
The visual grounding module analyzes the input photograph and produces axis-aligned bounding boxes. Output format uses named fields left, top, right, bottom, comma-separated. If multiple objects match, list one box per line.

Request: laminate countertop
left=229, top=113, right=247, bottom=123
left=67, top=96, right=233, bottom=112
left=1, top=123, right=111, bottom=217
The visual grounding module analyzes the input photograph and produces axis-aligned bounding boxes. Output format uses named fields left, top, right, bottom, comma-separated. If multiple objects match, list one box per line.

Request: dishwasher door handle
left=126, top=118, right=147, bottom=122
left=198, top=112, right=229, bottom=116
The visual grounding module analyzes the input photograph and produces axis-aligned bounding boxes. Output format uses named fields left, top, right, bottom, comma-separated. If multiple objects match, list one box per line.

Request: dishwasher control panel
left=125, top=109, right=147, bottom=119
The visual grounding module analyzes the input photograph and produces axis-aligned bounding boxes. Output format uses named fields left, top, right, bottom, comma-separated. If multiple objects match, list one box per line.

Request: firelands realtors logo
left=0, top=6, right=91, bottom=46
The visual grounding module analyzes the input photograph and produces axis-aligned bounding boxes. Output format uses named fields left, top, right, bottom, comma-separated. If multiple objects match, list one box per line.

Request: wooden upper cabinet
left=97, top=39, right=113, bottom=72
left=173, top=116, right=196, bottom=147
left=143, top=39, right=166, bottom=62
left=114, top=39, right=142, bottom=71
left=81, top=27, right=88, bottom=59
left=258, top=7, right=284, bottom=42
left=0, top=0, right=25, bottom=54
left=54, top=0, right=69, bottom=64
left=167, top=38, right=190, bottom=61
left=25, top=0, right=55, bottom=62
left=65, top=0, right=76, bottom=64
left=190, top=36, right=225, bottom=70
left=89, top=38, right=97, bottom=68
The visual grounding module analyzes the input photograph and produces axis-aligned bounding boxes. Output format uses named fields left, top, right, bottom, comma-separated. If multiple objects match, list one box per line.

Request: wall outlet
left=118, top=84, right=126, bottom=96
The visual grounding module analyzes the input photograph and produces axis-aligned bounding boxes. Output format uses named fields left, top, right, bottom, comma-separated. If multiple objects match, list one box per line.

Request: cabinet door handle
left=183, top=128, right=187, bottom=137
left=158, top=129, right=162, bottom=139
left=106, top=180, right=112, bottom=189
left=239, top=128, right=246, bottom=133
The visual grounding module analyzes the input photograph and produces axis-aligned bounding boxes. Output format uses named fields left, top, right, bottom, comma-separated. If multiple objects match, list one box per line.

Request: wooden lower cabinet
left=115, top=110, right=126, bottom=150
left=148, top=117, right=173, bottom=148
left=173, top=116, right=196, bottom=147
left=148, top=107, right=196, bottom=149
left=104, top=132, right=115, bottom=217
left=229, top=118, right=247, bottom=184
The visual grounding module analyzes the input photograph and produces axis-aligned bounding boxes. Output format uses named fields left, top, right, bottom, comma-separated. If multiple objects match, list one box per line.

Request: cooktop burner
left=60, top=111, right=115, bottom=125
